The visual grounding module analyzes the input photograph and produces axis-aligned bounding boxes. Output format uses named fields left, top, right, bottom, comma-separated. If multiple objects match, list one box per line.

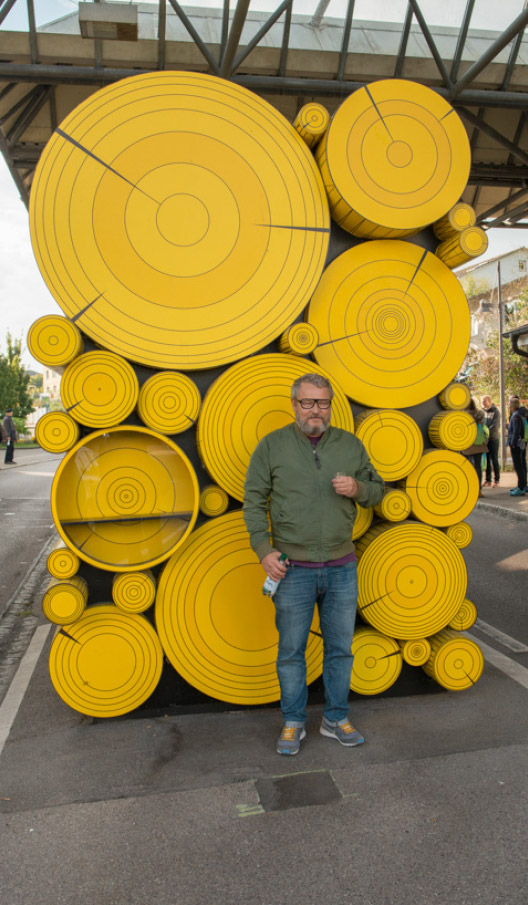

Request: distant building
left=42, top=366, right=61, bottom=399
left=456, top=247, right=528, bottom=351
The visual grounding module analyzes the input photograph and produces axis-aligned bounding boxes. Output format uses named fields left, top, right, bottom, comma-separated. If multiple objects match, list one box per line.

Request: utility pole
left=497, top=260, right=507, bottom=469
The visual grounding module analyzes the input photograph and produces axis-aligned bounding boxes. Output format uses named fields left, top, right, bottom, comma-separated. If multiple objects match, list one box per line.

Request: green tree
left=0, top=334, right=33, bottom=418
left=460, top=294, right=528, bottom=404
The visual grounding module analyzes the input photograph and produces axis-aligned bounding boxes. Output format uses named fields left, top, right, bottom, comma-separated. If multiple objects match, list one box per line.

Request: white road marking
left=467, top=634, right=528, bottom=691
left=0, top=624, right=52, bottom=757
left=473, top=618, right=528, bottom=653
left=17, top=471, right=55, bottom=477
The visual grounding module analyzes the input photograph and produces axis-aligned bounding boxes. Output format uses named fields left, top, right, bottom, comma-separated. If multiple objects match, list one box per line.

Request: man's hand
left=261, top=551, right=289, bottom=580
left=332, top=475, right=358, bottom=498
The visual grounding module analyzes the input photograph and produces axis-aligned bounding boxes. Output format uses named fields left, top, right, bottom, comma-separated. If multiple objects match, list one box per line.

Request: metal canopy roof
left=2, top=0, right=528, bottom=229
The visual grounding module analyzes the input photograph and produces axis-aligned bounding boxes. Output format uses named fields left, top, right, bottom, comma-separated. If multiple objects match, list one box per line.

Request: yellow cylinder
left=137, top=371, right=201, bottom=435
left=404, top=449, right=479, bottom=526
left=27, top=314, right=83, bottom=368
left=60, top=351, right=139, bottom=428
left=439, top=382, right=471, bottom=411
left=47, top=543, right=80, bottom=580
left=278, top=322, right=319, bottom=356
left=42, top=575, right=88, bottom=625
left=199, top=485, right=229, bottom=517
left=448, top=598, right=477, bottom=631
left=350, top=626, right=402, bottom=695
left=35, top=411, right=81, bottom=454
left=428, top=411, right=477, bottom=451
left=423, top=629, right=484, bottom=690
left=373, top=489, right=411, bottom=522
left=293, top=103, right=330, bottom=148
left=315, top=79, right=470, bottom=238
left=436, top=226, right=488, bottom=269
left=433, top=203, right=476, bottom=240
left=355, top=409, right=423, bottom=481
left=398, top=637, right=431, bottom=666
left=112, top=570, right=156, bottom=613
left=48, top=605, right=163, bottom=717
left=352, top=503, right=373, bottom=540
left=445, top=522, right=473, bottom=549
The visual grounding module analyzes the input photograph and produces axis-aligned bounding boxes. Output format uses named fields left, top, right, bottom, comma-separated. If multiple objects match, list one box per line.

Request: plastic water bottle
left=262, top=553, right=288, bottom=597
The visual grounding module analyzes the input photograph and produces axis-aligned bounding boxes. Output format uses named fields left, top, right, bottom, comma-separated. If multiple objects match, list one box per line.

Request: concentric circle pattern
left=404, top=449, right=479, bottom=527
left=448, top=598, right=477, bottom=631
left=356, top=522, right=467, bottom=639
left=307, top=241, right=470, bottom=408
left=27, top=314, right=83, bottom=368
left=433, top=202, right=476, bottom=240
left=155, top=511, right=323, bottom=705
left=112, top=570, right=156, bottom=613
left=61, top=351, right=138, bottom=428
left=42, top=575, right=88, bottom=625
left=51, top=426, right=199, bottom=571
left=445, top=522, right=473, bottom=549
left=35, top=411, right=80, bottom=454
left=278, top=322, right=319, bottom=355
left=199, top=485, right=229, bottom=517
left=30, top=71, right=330, bottom=370
left=350, top=626, right=402, bottom=695
left=47, top=544, right=80, bottom=580
left=398, top=637, right=431, bottom=666
left=374, top=489, right=412, bottom=522
left=423, top=629, right=484, bottom=691
left=428, top=411, right=477, bottom=451
left=137, top=371, right=201, bottom=434
left=439, top=382, right=471, bottom=411
left=293, top=103, right=330, bottom=148
left=436, top=226, right=488, bottom=269
left=197, top=355, right=353, bottom=501
left=355, top=408, right=423, bottom=480
left=316, top=79, right=470, bottom=237
left=49, top=604, right=163, bottom=716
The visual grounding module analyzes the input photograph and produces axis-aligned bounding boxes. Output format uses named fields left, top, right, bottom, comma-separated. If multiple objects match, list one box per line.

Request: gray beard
left=295, top=413, right=329, bottom=436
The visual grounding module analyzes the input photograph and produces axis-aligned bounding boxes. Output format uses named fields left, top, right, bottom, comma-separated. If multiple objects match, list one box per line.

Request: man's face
left=292, top=382, right=332, bottom=436
left=482, top=396, right=491, bottom=410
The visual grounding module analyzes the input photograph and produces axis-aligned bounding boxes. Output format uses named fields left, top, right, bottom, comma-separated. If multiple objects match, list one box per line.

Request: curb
left=476, top=501, right=528, bottom=523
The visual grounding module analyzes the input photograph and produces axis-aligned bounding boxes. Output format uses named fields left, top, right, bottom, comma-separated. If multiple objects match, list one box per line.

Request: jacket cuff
left=254, top=540, right=273, bottom=561
left=353, top=480, right=368, bottom=503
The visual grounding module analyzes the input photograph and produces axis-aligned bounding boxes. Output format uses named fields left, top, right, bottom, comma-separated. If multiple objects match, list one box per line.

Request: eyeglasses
left=296, top=398, right=332, bottom=410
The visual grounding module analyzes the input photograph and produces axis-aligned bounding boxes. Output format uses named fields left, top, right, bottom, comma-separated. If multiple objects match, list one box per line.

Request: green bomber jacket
left=243, top=422, right=385, bottom=562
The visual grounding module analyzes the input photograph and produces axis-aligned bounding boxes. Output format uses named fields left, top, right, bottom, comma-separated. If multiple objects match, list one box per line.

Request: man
left=481, top=395, right=500, bottom=487
left=3, top=407, right=17, bottom=465
left=243, top=373, right=384, bottom=755
left=507, top=395, right=527, bottom=496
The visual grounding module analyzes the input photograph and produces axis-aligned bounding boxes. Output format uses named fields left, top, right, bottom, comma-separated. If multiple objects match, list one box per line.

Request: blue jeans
left=273, top=562, right=358, bottom=725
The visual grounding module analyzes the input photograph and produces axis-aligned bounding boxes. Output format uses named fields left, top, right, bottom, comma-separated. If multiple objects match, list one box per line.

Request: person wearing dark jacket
left=3, top=408, right=17, bottom=465
left=243, top=373, right=384, bottom=755
left=482, top=395, right=500, bottom=486
left=507, top=395, right=526, bottom=495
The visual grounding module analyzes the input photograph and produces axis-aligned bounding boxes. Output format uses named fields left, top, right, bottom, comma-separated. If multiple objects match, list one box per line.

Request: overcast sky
left=1, top=0, right=528, bottom=369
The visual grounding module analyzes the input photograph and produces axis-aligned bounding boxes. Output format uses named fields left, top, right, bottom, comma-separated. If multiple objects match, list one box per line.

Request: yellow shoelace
left=281, top=727, right=298, bottom=740
left=340, top=722, right=355, bottom=734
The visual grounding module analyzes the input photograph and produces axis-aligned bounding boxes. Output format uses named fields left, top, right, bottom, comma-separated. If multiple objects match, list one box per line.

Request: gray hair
left=291, top=373, right=334, bottom=400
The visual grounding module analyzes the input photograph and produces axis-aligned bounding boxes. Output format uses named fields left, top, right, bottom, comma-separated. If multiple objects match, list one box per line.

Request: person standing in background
left=3, top=408, right=17, bottom=465
left=507, top=395, right=527, bottom=496
left=481, top=395, right=500, bottom=487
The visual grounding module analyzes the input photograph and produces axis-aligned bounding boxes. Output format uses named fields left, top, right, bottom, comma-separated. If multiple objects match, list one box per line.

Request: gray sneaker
left=276, top=725, right=306, bottom=755
left=320, top=716, right=364, bottom=747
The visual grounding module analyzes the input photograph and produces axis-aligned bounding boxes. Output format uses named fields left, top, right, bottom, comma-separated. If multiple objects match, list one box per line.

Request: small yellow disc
left=137, top=371, right=201, bottom=435
left=308, top=241, right=470, bottom=408
left=27, top=314, right=83, bottom=368
left=155, top=511, right=323, bottom=705
left=35, top=411, right=80, bottom=454
left=404, top=449, right=479, bottom=527
left=398, top=637, right=431, bottom=666
left=112, top=570, right=156, bottom=613
left=199, top=485, right=229, bottom=517
left=350, top=626, right=402, bottom=695
left=352, top=503, right=373, bottom=541
left=374, top=489, right=412, bottom=522
left=428, top=411, right=477, bottom=451
left=423, top=629, right=484, bottom=691
left=61, top=351, right=138, bottom=428
left=278, top=323, right=319, bottom=356
left=356, top=522, right=466, bottom=639
left=445, top=522, right=473, bottom=549
left=197, top=354, right=353, bottom=502
left=293, top=103, right=330, bottom=147
left=51, top=426, right=199, bottom=571
left=47, top=543, right=80, bottom=580
left=30, top=72, right=329, bottom=370
left=448, top=598, right=477, bottom=631
left=439, top=383, right=471, bottom=411
left=355, top=409, right=423, bottom=481
left=49, top=604, right=163, bottom=717
left=42, top=575, right=88, bottom=625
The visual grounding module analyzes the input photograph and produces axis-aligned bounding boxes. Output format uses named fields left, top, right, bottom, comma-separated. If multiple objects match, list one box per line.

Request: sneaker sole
left=319, top=727, right=364, bottom=747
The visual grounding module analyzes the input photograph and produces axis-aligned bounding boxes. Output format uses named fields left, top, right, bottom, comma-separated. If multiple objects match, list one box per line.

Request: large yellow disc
left=428, top=411, right=477, bottom=451
left=356, top=522, right=466, bottom=639
left=352, top=503, right=373, bottom=540
left=307, top=241, right=470, bottom=408
left=404, top=449, right=479, bottom=527
left=51, top=426, right=199, bottom=571
left=355, top=409, right=423, bottom=480
left=350, top=626, right=402, bottom=695
left=29, top=72, right=329, bottom=370
left=423, top=629, right=484, bottom=691
left=47, top=543, right=80, bottom=580
left=60, top=351, right=138, bottom=428
left=155, top=511, right=323, bottom=705
left=49, top=605, right=163, bottom=716
left=35, top=411, right=80, bottom=454
left=112, top=570, right=156, bottom=613
left=27, top=314, right=83, bottom=368
left=197, top=354, right=353, bottom=501
left=316, top=79, right=470, bottom=236
left=137, top=371, right=201, bottom=435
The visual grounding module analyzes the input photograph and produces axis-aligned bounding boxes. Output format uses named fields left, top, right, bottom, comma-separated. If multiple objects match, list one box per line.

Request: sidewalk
left=477, top=468, right=528, bottom=521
